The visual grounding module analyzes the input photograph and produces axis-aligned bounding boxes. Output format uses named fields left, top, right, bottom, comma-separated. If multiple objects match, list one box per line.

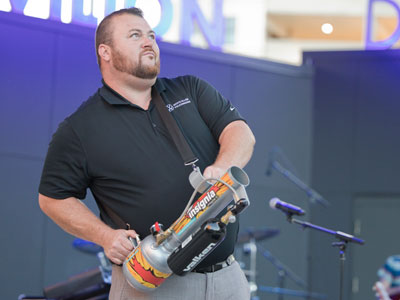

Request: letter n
left=8, top=0, right=29, bottom=13
left=180, top=0, right=224, bottom=50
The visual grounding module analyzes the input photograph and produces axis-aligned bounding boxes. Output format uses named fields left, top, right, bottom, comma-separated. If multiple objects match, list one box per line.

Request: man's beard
left=112, top=48, right=160, bottom=79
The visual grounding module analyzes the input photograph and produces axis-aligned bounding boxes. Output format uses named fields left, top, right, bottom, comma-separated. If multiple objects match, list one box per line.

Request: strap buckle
left=184, top=158, right=199, bottom=168
left=226, top=254, right=235, bottom=266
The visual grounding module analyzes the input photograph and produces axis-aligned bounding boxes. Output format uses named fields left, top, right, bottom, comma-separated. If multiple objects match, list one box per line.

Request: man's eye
left=131, top=33, right=140, bottom=39
left=149, top=34, right=156, bottom=40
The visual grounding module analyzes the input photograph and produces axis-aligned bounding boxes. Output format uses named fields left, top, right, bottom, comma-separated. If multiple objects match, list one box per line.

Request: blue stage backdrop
left=2, top=8, right=400, bottom=300
left=304, top=49, right=400, bottom=300
left=0, top=10, right=313, bottom=300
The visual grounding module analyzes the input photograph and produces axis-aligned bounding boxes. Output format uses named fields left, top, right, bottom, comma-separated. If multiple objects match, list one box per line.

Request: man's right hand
left=101, top=229, right=138, bottom=265
left=38, top=195, right=139, bottom=265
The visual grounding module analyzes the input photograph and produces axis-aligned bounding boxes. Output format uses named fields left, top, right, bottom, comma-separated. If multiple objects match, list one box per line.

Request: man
left=39, top=7, right=255, bottom=300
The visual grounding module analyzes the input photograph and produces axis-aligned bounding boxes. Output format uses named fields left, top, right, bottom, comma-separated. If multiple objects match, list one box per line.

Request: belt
left=192, top=255, right=235, bottom=273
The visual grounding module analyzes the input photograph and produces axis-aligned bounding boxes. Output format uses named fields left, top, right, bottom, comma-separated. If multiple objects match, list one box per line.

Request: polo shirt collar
left=99, top=78, right=166, bottom=106
left=153, top=78, right=166, bottom=93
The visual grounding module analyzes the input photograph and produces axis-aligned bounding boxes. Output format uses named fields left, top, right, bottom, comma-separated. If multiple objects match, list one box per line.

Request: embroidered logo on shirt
left=165, top=98, right=191, bottom=112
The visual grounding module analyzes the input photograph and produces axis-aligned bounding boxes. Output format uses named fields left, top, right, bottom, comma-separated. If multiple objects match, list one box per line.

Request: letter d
left=366, top=0, right=400, bottom=49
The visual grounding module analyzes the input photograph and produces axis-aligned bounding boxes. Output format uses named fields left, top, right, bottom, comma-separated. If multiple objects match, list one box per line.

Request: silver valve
left=150, top=221, right=164, bottom=236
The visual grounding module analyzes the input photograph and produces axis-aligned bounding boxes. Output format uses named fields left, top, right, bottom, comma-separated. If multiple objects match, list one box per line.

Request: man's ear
left=98, top=44, right=111, bottom=63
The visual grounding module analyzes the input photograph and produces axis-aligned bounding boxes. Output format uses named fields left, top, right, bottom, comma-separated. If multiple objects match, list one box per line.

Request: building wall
left=0, top=11, right=313, bottom=300
left=304, top=49, right=400, bottom=300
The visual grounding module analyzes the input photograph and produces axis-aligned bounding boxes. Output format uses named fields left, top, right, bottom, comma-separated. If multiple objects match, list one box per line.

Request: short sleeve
left=190, top=76, right=246, bottom=140
left=39, top=119, right=90, bottom=200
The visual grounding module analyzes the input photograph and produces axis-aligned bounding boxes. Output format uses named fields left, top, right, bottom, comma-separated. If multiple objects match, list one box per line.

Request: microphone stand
left=257, top=244, right=307, bottom=300
left=269, top=160, right=330, bottom=207
left=284, top=213, right=365, bottom=300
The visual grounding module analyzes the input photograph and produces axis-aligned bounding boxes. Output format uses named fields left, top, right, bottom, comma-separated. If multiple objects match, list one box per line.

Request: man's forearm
left=38, top=194, right=113, bottom=246
left=38, top=194, right=137, bottom=264
left=204, top=120, right=255, bottom=178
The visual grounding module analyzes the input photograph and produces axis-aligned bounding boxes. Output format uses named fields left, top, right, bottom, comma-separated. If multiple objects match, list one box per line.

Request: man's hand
left=38, top=194, right=139, bottom=265
left=203, top=165, right=227, bottom=179
left=101, top=229, right=138, bottom=265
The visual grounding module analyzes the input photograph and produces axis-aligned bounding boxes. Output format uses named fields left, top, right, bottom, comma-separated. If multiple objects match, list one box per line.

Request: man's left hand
left=203, top=165, right=227, bottom=179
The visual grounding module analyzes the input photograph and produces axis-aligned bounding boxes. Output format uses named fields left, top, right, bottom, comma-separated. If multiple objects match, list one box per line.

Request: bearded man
left=39, top=7, right=255, bottom=300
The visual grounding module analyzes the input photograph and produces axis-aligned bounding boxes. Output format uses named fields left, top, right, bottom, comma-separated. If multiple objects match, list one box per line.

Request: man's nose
left=142, top=36, right=154, bottom=47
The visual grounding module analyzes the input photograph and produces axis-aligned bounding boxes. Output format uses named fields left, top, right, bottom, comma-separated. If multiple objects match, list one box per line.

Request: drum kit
left=21, top=228, right=326, bottom=300
left=22, top=228, right=326, bottom=300
left=16, top=227, right=327, bottom=300
left=27, top=228, right=326, bottom=300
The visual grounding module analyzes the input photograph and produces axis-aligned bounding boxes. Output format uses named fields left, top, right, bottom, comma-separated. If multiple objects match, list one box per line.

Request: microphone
left=269, top=198, right=305, bottom=216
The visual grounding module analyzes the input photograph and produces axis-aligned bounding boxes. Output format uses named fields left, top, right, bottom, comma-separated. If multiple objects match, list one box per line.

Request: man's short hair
left=95, top=7, right=144, bottom=67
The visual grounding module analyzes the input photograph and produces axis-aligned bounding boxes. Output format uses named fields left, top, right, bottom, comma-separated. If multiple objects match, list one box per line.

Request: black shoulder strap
left=151, top=87, right=199, bottom=166
left=99, top=201, right=127, bottom=230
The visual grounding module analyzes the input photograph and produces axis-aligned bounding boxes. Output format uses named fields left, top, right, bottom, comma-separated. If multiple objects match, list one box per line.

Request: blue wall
left=5, top=9, right=400, bottom=300
left=0, top=11, right=314, bottom=300
left=304, top=49, right=400, bottom=300
left=4, top=9, right=400, bottom=300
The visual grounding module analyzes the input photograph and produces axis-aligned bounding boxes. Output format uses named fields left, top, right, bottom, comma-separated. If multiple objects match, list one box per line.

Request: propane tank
left=122, top=166, right=250, bottom=292
left=122, top=235, right=173, bottom=292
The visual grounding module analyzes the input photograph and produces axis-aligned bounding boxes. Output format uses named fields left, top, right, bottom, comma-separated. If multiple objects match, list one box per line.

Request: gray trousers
left=109, top=261, right=250, bottom=300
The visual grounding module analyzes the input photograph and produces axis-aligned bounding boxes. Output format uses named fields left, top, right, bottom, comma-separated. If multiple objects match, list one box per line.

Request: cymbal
left=237, top=228, right=280, bottom=244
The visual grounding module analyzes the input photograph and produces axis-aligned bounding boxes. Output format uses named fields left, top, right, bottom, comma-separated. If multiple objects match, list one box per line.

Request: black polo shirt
left=39, top=75, right=245, bottom=268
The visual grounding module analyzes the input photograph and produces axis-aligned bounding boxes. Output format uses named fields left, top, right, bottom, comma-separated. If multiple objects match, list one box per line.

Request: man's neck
left=103, top=73, right=156, bottom=110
